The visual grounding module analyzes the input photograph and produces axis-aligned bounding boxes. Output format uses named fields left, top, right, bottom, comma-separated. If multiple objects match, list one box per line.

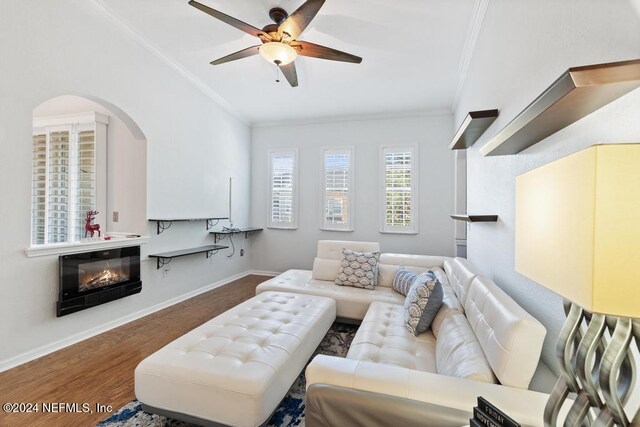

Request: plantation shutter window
left=321, top=148, right=354, bottom=231
left=47, top=130, right=71, bottom=243
left=380, top=146, right=418, bottom=233
left=268, top=149, right=298, bottom=229
left=31, top=112, right=107, bottom=246
left=31, top=133, right=47, bottom=244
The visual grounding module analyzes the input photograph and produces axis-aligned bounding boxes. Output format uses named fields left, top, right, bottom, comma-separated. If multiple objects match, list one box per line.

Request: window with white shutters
left=31, top=133, right=47, bottom=244
left=268, top=149, right=298, bottom=229
left=31, top=113, right=107, bottom=246
left=380, top=146, right=418, bottom=233
left=321, top=148, right=354, bottom=231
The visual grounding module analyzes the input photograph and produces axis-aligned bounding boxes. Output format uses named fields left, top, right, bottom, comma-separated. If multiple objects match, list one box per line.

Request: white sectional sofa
left=257, top=240, right=558, bottom=427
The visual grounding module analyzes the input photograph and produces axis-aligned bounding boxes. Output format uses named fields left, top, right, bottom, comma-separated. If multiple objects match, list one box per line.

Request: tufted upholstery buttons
left=347, top=302, right=437, bottom=373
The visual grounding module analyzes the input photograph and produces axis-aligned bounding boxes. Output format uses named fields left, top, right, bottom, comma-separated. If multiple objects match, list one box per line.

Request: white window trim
left=319, top=146, right=355, bottom=232
left=379, top=144, right=419, bottom=234
left=33, top=111, right=109, bottom=128
left=267, top=148, right=299, bottom=229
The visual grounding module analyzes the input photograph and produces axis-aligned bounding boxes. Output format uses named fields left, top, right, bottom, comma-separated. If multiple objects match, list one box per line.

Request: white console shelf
left=25, top=234, right=150, bottom=257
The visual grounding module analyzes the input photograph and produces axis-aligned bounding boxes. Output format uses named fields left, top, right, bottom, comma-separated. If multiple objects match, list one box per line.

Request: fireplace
left=58, top=246, right=142, bottom=317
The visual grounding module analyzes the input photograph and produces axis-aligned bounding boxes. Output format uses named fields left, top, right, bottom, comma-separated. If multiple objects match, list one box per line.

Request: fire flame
left=82, top=268, right=124, bottom=290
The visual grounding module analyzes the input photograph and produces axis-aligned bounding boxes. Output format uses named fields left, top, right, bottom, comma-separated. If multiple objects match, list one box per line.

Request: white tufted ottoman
left=134, top=291, right=336, bottom=427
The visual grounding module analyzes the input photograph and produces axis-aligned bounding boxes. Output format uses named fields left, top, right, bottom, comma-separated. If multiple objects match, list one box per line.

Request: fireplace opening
left=58, top=246, right=142, bottom=317
left=79, top=258, right=131, bottom=292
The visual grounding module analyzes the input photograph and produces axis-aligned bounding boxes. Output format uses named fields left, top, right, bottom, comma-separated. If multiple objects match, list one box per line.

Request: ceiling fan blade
left=278, top=62, right=299, bottom=87
left=189, top=1, right=268, bottom=39
left=278, top=0, right=325, bottom=40
left=291, top=41, right=362, bottom=63
left=210, top=45, right=261, bottom=65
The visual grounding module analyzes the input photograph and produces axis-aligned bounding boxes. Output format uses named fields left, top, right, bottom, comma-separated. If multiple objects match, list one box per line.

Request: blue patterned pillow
left=335, top=249, right=380, bottom=290
left=392, top=267, right=418, bottom=296
left=404, top=271, right=443, bottom=336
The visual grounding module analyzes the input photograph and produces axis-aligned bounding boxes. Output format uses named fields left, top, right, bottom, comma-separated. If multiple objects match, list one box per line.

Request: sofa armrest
left=306, top=355, right=558, bottom=427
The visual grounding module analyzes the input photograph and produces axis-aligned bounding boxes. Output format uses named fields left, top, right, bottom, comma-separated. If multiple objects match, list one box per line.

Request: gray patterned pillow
left=335, top=248, right=380, bottom=290
left=392, top=266, right=418, bottom=296
left=404, top=270, right=444, bottom=336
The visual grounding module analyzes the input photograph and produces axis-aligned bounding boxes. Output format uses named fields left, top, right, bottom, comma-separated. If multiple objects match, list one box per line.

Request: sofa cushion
left=435, top=312, right=497, bottom=384
left=443, top=257, right=478, bottom=305
left=347, top=302, right=437, bottom=372
left=404, top=272, right=443, bottom=336
left=312, top=258, right=341, bottom=281
left=391, top=267, right=418, bottom=296
left=430, top=267, right=464, bottom=338
left=335, top=249, right=380, bottom=289
left=463, top=276, right=546, bottom=389
left=256, top=270, right=405, bottom=320
left=378, top=254, right=450, bottom=288
left=312, top=240, right=380, bottom=281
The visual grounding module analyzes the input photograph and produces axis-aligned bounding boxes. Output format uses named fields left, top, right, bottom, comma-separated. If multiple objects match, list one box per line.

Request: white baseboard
left=247, top=270, right=280, bottom=277
left=0, top=270, right=255, bottom=373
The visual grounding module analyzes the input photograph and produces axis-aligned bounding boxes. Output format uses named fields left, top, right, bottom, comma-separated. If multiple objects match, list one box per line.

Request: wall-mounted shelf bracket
left=155, top=256, right=172, bottom=270
left=155, top=220, right=173, bottom=235
left=210, top=227, right=263, bottom=244
left=206, top=217, right=229, bottom=230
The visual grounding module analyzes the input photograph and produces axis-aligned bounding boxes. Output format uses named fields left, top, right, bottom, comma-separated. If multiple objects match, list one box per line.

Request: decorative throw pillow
left=392, top=266, right=418, bottom=296
left=335, top=248, right=380, bottom=290
left=404, top=270, right=444, bottom=336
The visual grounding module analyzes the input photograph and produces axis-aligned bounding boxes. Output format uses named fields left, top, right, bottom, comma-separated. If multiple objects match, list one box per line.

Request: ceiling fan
left=188, top=0, right=363, bottom=87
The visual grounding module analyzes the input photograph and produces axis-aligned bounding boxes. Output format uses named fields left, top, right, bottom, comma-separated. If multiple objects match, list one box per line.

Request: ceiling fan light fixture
left=259, top=42, right=297, bottom=65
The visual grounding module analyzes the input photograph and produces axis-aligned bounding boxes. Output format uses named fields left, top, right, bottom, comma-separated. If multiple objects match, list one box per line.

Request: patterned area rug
left=97, top=322, right=357, bottom=427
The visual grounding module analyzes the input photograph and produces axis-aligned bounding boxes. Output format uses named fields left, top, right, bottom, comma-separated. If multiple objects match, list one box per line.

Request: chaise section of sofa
left=256, top=240, right=451, bottom=320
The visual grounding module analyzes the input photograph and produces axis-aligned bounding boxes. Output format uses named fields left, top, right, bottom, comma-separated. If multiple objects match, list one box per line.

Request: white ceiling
left=95, top=0, right=479, bottom=124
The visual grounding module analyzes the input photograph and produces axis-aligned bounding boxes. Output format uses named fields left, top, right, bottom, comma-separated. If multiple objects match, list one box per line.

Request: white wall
left=454, top=0, right=640, bottom=372
left=250, top=114, right=456, bottom=272
left=0, top=1, right=252, bottom=368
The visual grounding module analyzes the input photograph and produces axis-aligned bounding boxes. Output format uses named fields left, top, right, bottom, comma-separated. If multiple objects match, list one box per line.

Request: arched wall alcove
left=32, top=95, right=147, bottom=239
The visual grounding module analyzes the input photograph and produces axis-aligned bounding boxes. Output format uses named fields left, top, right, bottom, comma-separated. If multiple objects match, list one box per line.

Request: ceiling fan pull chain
left=275, top=61, right=281, bottom=83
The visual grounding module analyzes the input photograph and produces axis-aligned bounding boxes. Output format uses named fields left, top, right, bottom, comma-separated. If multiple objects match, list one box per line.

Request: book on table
left=474, top=407, right=502, bottom=427
left=472, top=396, right=521, bottom=427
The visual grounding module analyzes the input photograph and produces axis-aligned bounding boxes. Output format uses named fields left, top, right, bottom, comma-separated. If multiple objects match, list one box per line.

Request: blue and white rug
left=97, top=323, right=357, bottom=427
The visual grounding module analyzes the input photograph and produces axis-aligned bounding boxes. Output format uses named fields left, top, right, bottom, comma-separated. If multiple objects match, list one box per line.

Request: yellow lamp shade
left=259, top=42, right=297, bottom=65
left=515, top=144, right=640, bottom=318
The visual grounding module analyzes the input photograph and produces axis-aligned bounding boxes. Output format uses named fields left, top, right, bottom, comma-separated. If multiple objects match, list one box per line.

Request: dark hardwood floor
left=0, top=274, right=268, bottom=427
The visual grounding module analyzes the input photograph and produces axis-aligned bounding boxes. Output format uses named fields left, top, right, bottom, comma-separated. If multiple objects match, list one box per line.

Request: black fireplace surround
left=58, top=246, right=142, bottom=317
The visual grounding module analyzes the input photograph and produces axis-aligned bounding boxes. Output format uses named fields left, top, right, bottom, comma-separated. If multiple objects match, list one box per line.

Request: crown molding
left=451, top=0, right=490, bottom=113
left=251, top=108, right=452, bottom=129
left=87, top=0, right=249, bottom=126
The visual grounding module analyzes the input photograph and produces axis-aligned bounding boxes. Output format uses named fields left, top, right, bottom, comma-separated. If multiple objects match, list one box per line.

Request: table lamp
left=515, top=144, right=640, bottom=426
